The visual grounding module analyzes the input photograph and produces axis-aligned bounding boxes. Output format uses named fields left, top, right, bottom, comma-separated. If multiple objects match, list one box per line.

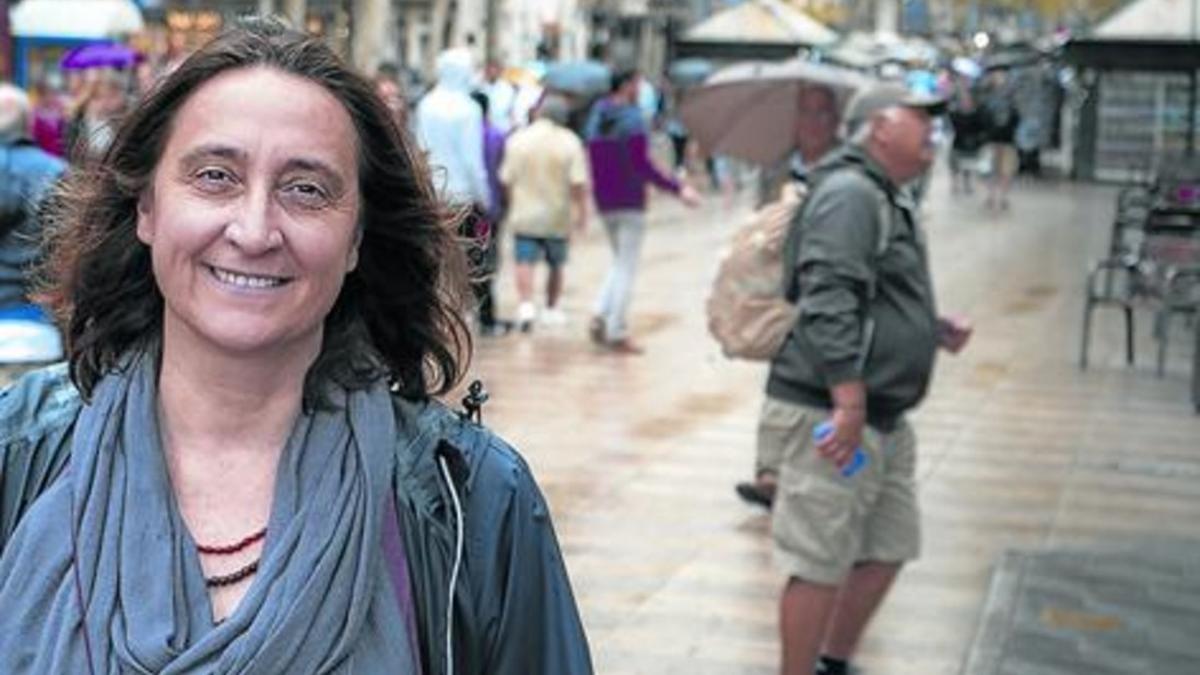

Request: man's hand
left=678, top=184, right=702, bottom=208
left=815, top=405, right=866, bottom=470
left=937, top=314, right=973, bottom=354
left=817, top=380, right=868, bottom=470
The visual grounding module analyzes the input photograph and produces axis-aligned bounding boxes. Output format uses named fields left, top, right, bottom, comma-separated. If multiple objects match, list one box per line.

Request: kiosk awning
left=11, top=0, right=144, bottom=39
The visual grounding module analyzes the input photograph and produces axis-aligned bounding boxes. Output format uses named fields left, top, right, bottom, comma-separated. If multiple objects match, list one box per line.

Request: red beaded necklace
left=196, top=527, right=267, bottom=556
left=197, top=527, right=267, bottom=588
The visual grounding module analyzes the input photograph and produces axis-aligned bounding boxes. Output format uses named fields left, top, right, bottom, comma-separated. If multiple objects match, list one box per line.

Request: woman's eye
left=284, top=182, right=330, bottom=207
left=194, top=168, right=234, bottom=189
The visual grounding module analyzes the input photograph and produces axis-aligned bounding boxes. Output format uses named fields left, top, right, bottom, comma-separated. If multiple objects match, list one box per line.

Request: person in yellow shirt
left=500, top=95, right=590, bottom=331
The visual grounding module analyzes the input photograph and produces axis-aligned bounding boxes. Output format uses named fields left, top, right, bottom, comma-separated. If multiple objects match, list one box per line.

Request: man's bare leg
left=546, top=266, right=564, bottom=309
left=780, top=578, right=838, bottom=675
left=822, top=561, right=901, bottom=661
left=515, top=263, right=535, bottom=304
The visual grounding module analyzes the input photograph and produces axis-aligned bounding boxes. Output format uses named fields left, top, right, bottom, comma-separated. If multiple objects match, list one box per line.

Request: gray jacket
left=0, top=365, right=594, bottom=674
left=767, top=145, right=939, bottom=430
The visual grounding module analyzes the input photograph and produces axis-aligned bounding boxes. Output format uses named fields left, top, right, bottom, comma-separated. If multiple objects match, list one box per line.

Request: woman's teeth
left=211, top=266, right=285, bottom=288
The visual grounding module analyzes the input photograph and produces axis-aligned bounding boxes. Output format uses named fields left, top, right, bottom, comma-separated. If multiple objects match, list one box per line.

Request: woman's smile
left=207, top=264, right=292, bottom=291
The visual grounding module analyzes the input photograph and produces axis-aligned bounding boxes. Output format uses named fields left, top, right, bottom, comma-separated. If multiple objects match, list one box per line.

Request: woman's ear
left=135, top=188, right=155, bottom=245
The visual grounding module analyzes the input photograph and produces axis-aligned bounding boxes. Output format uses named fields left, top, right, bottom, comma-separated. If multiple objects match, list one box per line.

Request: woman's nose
left=224, top=188, right=282, bottom=254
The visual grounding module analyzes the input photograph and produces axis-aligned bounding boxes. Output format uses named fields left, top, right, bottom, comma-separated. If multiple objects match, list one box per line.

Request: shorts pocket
left=772, top=470, right=861, bottom=582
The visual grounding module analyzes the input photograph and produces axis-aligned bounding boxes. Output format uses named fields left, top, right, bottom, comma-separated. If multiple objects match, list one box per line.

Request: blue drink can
left=813, top=420, right=867, bottom=478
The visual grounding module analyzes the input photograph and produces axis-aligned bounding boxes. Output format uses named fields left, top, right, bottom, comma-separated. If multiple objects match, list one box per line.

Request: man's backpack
left=706, top=182, right=807, bottom=360
left=706, top=175, right=896, bottom=361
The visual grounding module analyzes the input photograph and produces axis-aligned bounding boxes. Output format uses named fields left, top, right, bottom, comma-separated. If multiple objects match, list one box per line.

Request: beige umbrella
left=678, top=59, right=874, bottom=165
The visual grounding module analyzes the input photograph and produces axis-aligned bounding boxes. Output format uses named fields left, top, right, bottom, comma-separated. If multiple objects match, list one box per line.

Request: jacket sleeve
left=627, top=133, right=680, bottom=195
left=0, top=365, right=79, bottom=554
left=465, top=434, right=593, bottom=674
left=791, top=172, right=882, bottom=385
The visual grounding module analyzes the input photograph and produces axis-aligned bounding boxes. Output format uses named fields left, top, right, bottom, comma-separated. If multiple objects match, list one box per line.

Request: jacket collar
left=806, top=143, right=919, bottom=225
left=827, top=143, right=900, bottom=196
left=391, top=396, right=471, bottom=520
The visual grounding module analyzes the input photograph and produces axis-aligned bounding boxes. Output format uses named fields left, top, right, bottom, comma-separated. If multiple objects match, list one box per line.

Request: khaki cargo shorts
left=757, top=397, right=920, bottom=586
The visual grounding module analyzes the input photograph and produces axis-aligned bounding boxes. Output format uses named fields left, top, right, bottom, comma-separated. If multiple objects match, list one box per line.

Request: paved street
left=469, top=165, right=1200, bottom=674
left=1, top=163, right=1195, bottom=673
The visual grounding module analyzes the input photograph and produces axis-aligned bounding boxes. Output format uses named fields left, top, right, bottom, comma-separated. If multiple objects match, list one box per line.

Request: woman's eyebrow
left=282, top=158, right=346, bottom=194
left=178, top=144, right=246, bottom=168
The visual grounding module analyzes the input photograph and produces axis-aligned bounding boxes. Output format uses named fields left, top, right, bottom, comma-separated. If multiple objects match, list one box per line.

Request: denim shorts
left=514, top=235, right=569, bottom=267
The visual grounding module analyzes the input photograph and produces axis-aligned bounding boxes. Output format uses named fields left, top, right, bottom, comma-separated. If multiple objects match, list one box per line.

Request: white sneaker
left=516, top=302, right=537, bottom=332
left=540, top=307, right=568, bottom=327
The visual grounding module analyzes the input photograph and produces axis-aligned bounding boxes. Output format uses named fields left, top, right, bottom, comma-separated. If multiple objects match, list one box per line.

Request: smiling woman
left=137, top=66, right=364, bottom=363
left=46, top=24, right=464, bottom=403
left=0, top=17, right=592, bottom=675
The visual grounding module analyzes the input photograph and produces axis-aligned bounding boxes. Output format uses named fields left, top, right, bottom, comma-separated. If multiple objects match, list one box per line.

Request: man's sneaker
left=815, top=656, right=862, bottom=675
left=735, top=481, right=775, bottom=509
left=479, top=320, right=513, bottom=337
left=540, top=307, right=568, bottom=327
left=516, top=302, right=537, bottom=333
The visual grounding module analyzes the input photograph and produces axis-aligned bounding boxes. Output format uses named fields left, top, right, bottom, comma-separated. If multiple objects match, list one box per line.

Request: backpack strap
left=782, top=163, right=898, bottom=301
left=864, top=187, right=897, bottom=302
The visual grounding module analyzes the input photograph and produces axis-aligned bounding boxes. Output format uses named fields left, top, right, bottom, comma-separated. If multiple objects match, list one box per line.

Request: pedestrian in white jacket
left=416, top=48, right=511, bottom=334
left=416, top=48, right=490, bottom=211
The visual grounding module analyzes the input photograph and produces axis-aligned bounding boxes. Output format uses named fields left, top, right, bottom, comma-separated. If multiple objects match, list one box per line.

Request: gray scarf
left=0, top=352, right=420, bottom=673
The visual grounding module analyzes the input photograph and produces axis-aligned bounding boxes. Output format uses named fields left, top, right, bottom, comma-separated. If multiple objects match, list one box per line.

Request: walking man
left=737, top=84, right=843, bottom=510
left=763, top=84, right=972, bottom=675
left=584, top=69, right=699, bottom=354
left=500, top=95, right=589, bottom=330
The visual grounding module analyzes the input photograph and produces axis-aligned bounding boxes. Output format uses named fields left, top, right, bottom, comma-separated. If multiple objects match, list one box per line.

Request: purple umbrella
left=60, top=43, right=143, bottom=71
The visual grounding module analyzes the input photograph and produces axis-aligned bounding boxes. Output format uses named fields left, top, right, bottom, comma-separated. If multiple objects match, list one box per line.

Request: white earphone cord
left=437, top=455, right=465, bottom=675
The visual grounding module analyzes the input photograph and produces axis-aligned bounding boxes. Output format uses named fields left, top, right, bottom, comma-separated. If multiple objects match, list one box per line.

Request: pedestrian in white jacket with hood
left=416, top=48, right=509, bottom=334
left=416, top=48, right=490, bottom=212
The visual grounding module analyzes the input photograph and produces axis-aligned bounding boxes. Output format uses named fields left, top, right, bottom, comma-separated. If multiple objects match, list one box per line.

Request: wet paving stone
left=465, top=169, right=1200, bottom=674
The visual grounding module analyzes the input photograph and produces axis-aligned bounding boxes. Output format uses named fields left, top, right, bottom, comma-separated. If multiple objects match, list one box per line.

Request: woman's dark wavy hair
left=38, top=17, right=472, bottom=403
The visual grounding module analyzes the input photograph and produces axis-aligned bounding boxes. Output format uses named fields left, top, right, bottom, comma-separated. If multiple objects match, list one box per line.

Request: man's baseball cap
left=843, top=83, right=947, bottom=134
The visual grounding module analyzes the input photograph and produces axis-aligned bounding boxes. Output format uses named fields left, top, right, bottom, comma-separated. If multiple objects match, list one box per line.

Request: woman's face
left=137, top=66, right=361, bottom=361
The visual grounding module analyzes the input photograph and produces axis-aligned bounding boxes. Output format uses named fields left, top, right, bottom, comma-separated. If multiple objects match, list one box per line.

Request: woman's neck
left=156, top=326, right=318, bottom=461
left=154, top=328, right=318, bottom=623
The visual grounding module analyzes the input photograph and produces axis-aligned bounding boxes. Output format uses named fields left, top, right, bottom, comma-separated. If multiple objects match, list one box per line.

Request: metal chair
left=1080, top=258, right=1137, bottom=370
left=1079, top=188, right=1151, bottom=370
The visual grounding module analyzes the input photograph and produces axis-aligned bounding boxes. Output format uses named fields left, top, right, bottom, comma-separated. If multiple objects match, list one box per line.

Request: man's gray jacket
left=767, top=144, right=939, bottom=431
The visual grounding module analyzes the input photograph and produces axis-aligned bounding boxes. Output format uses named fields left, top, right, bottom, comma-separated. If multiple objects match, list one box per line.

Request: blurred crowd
left=1, top=29, right=1069, bottom=363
